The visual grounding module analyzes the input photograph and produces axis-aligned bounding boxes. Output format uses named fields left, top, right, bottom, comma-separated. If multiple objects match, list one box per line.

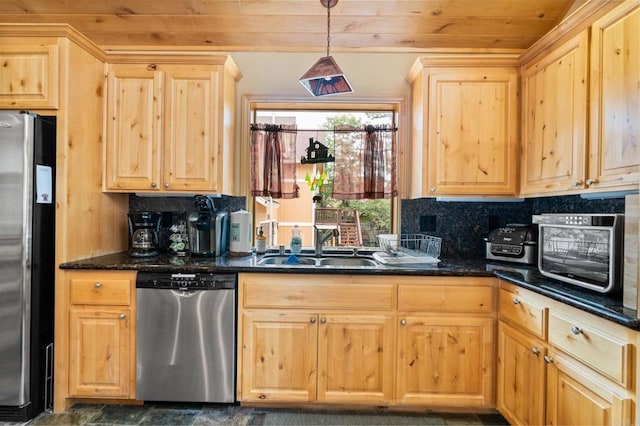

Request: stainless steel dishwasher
left=136, top=272, right=236, bottom=403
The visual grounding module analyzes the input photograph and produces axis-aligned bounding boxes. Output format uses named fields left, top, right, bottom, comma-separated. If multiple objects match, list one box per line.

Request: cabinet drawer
left=69, top=274, right=132, bottom=306
left=548, top=312, right=631, bottom=387
left=499, top=288, right=547, bottom=339
left=397, top=282, right=494, bottom=313
left=241, top=274, right=393, bottom=310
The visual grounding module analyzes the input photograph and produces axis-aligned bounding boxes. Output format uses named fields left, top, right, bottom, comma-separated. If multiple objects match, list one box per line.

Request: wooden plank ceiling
left=0, top=0, right=586, bottom=51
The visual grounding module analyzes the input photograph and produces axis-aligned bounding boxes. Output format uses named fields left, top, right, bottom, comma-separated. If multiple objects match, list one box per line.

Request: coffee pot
left=127, top=211, right=161, bottom=257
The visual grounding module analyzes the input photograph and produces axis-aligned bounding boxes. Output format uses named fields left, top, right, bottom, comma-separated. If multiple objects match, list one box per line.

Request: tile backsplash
left=401, top=195, right=626, bottom=259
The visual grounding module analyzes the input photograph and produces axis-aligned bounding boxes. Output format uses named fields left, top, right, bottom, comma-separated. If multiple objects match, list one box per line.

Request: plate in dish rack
left=372, top=251, right=440, bottom=265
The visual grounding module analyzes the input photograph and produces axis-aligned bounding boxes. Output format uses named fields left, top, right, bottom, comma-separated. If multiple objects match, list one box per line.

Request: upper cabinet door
left=104, top=64, right=162, bottom=191
left=520, top=31, right=589, bottom=196
left=588, top=2, right=640, bottom=190
left=162, top=65, right=220, bottom=192
left=427, top=68, right=519, bottom=196
left=0, top=43, right=59, bottom=109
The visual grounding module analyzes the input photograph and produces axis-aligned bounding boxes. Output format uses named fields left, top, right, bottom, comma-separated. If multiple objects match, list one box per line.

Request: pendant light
left=299, top=0, right=353, bottom=96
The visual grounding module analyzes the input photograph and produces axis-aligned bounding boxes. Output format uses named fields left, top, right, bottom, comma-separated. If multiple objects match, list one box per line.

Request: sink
left=317, top=257, right=379, bottom=267
left=256, top=254, right=379, bottom=267
left=256, top=255, right=317, bottom=265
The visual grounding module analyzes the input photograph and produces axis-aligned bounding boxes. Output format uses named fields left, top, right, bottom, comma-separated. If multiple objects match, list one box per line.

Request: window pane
left=252, top=110, right=394, bottom=249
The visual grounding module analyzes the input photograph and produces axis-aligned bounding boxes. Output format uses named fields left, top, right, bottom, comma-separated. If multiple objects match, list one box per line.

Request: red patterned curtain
left=332, top=125, right=397, bottom=199
left=250, top=124, right=299, bottom=199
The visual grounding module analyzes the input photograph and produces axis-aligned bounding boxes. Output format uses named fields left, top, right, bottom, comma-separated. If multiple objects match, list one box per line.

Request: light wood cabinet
left=395, top=278, right=495, bottom=407
left=521, top=0, right=639, bottom=196
left=65, top=270, right=136, bottom=399
left=238, top=274, right=395, bottom=404
left=497, top=282, right=637, bottom=425
left=104, top=54, right=241, bottom=194
left=497, top=321, right=547, bottom=426
left=520, top=31, right=589, bottom=195
left=588, top=1, right=640, bottom=190
left=407, top=56, right=520, bottom=197
left=0, top=41, right=59, bottom=109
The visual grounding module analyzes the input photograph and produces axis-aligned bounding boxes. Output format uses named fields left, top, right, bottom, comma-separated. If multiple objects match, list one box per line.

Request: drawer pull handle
left=310, top=317, right=316, bottom=324
left=400, top=319, right=407, bottom=326
left=544, top=356, right=553, bottom=364
left=320, top=318, right=326, bottom=324
left=512, top=298, right=520, bottom=305
left=571, top=326, right=583, bottom=335
left=530, top=347, right=540, bottom=356
left=150, top=182, right=157, bottom=188
left=95, top=282, right=103, bottom=288
left=119, top=313, right=126, bottom=319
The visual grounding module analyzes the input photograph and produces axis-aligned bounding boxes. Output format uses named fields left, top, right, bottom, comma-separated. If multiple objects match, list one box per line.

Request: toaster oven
left=533, top=213, right=624, bottom=294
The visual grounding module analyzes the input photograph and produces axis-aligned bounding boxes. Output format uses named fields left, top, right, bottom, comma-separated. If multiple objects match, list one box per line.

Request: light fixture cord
left=326, top=2, right=331, bottom=57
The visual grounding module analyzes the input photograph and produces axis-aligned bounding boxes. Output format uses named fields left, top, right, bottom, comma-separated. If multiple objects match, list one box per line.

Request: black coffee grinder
left=127, top=211, right=162, bottom=257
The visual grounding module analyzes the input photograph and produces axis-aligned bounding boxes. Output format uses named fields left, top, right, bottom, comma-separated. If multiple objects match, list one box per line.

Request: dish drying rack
left=374, top=233, right=442, bottom=265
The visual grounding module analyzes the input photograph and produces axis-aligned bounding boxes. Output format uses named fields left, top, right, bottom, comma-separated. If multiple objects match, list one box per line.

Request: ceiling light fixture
left=299, top=0, right=353, bottom=97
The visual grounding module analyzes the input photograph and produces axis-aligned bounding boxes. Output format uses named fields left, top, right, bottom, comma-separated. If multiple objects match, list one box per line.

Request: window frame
left=239, top=95, right=408, bottom=246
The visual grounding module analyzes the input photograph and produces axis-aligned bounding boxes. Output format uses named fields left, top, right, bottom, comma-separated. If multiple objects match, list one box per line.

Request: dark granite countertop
left=60, top=251, right=639, bottom=331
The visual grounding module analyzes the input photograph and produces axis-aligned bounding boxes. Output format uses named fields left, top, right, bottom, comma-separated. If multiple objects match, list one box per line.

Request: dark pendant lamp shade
left=299, top=56, right=353, bottom=96
left=299, top=0, right=353, bottom=97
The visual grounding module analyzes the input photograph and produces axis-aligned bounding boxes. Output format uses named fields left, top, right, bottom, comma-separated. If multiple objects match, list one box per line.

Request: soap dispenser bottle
left=256, top=226, right=267, bottom=254
left=290, top=225, right=302, bottom=255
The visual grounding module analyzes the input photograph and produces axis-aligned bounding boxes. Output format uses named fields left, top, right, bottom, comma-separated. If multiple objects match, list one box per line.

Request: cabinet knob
left=544, top=355, right=553, bottom=364
left=119, top=313, right=126, bottom=319
left=400, top=319, right=407, bottom=326
left=164, top=183, right=170, bottom=189
left=151, top=182, right=157, bottom=188
left=572, top=180, right=583, bottom=187
left=94, top=282, right=102, bottom=288
left=320, top=318, right=326, bottom=324
left=430, top=187, right=436, bottom=193
left=310, top=317, right=316, bottom=324
left=616, top=48, right=622, bottom=55
left=585, top=178, right=597, bottom=186
left=530, top=347, right=540, bottom=356
left=571, top=326, right=583, bottom=335
left=512, top=297, right=521, bottom=305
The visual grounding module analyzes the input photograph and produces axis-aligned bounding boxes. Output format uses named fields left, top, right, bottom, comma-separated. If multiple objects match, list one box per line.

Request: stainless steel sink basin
left=317, top=257, right=379, bottom=267
left=256, top=254, right=379, bottom=267
left=256, top=255, right=317, bottom=265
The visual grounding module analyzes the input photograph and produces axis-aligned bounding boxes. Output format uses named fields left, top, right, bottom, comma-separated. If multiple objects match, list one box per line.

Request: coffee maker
left=127, top=211, right=161, bottom=257
left=188, top=195, right=230, bottom=257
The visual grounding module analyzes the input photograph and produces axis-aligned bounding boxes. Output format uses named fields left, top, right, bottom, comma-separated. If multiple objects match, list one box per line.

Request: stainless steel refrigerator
left=0, top=111, right=56, bottom=421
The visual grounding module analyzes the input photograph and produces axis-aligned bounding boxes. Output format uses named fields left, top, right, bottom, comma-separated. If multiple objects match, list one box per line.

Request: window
left=250, top=106, right=399, bottom=250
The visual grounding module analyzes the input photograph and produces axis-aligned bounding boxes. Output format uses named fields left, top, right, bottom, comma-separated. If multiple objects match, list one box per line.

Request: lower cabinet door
left=496, top=321, right=546, bottom=425
left=396, top=315, right=494, bottom=407
left=68, top=307, right=131, bottom=397
left=545, top=350, right=634, bottom=426
left=317, top=314, right=394, bottom=404
left=241, top=311, right=318, bottom=402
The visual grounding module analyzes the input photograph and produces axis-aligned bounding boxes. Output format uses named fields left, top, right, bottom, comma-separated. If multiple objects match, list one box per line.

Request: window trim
left=238, top=95, right=408, bottom=237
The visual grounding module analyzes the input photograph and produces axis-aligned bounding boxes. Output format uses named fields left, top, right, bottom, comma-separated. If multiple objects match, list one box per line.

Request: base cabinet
left=497, top=284, right=636, bottom=426
left=396, top=316, right=494, bottom=407
left=64, top=270, right=136, bottom=400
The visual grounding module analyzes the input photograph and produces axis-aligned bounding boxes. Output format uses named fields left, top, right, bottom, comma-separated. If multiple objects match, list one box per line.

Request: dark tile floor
left=2, top=404, right=510, bottom=426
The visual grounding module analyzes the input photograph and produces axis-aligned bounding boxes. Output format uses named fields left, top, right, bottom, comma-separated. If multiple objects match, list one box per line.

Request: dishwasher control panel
left=136, top=272, right=236, bottom=290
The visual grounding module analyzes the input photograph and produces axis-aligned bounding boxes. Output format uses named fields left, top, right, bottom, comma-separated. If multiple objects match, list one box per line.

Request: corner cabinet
left=520, top=0, right=639, bottom=196
left=497, top=283, right=636, bottom=426
left=407, top=56, right=520, bottom=197
left=103, top=54, right=241, bottom=194
left=65, top=270, right=137, bottom=399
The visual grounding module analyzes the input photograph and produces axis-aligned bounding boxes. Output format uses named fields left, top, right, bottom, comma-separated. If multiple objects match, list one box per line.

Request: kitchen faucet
left=314, top=225, right=339, bottom=257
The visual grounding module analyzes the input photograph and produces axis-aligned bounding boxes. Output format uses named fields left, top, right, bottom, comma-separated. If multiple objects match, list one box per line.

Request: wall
left=401, top=195, right=626, bottom=259
left=231, top=52, right=419, bottom=98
